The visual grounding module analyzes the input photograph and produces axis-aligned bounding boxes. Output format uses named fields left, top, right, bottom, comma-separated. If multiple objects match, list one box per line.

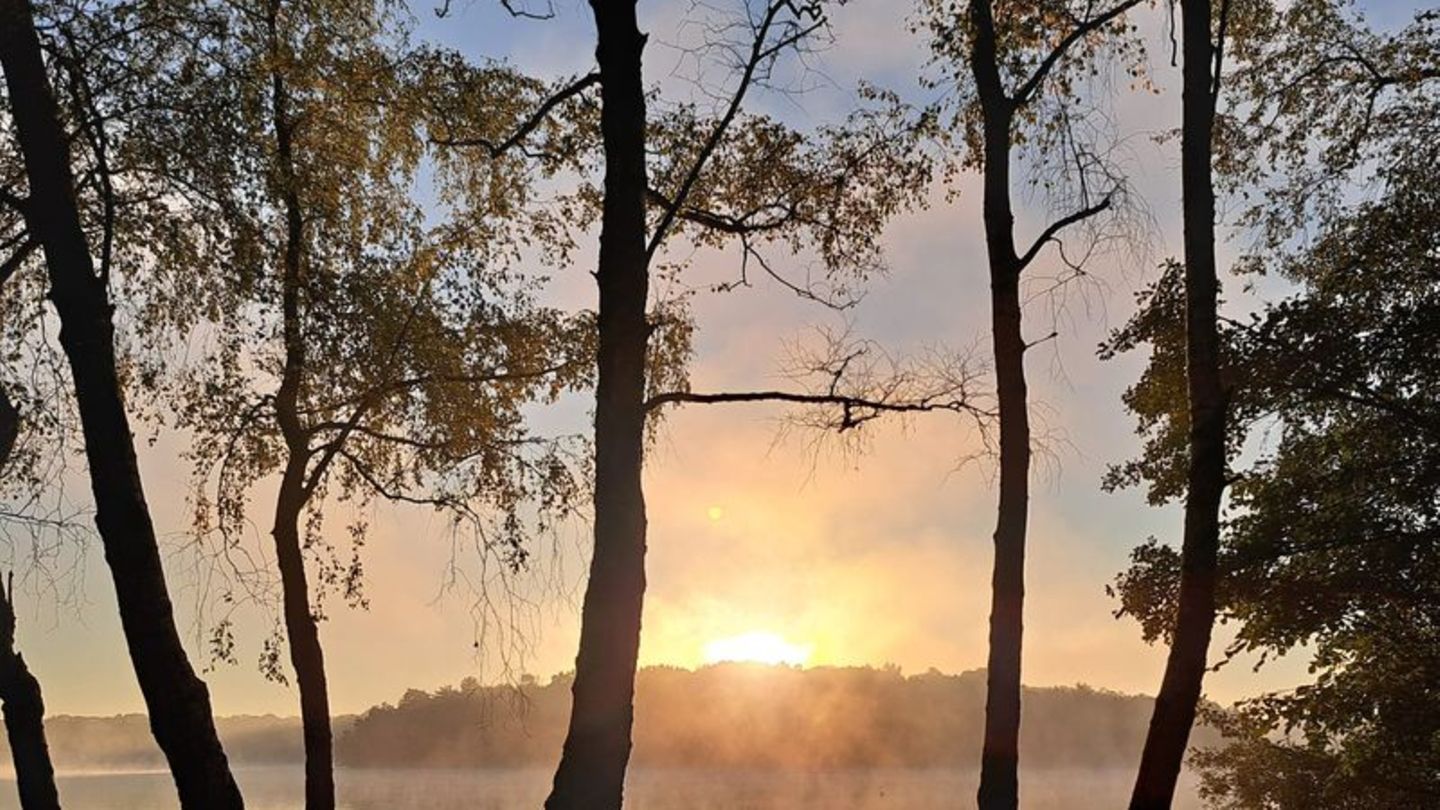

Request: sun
left=702, top=631, right=812, bottom=667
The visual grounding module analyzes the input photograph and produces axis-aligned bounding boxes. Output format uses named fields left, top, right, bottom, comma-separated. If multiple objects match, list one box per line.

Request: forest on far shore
left=0, top=666, right=1220, bottom=773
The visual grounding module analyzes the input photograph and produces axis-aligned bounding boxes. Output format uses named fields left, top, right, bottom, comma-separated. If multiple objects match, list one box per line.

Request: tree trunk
left=1128, top=0, right=1224, bottom=805
left=0, top=3, right=243, bottom=808
left=0, top=387, right=15, bottom=469
left=0, top=395, right=61, bottom=810
left=970, top=2, right=1030, bottom=808
left=0, top=574, right=61, bottom=810
left=979, top=267, right=1030, bottom=810
left=264, top=2, right=335, bottom=803
left=545, top=2, right=650, bottom=808
left=271, top=470, right=334, bottom=810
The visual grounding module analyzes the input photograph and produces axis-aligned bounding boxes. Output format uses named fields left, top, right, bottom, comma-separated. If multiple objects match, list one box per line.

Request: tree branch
left=1011, top=0, right=1143, bottom=107
left=645, top=388, right=983, bottom=431
left=1015, top=193, right=1113, bottom=272
left=336, top=446, right=475, bottom=517
left=297, top=361, right=575, bottom=421
left=499, top=0, right=554, bottom=20
left=432, top=71, right=599, bottom=158
left=645, top=187, right=793, bottom=235
left=0, top=188, right=27, bottom=216
left=0, top=237, right=38, bottom=288
left=646, top=1, right=824, bottom=258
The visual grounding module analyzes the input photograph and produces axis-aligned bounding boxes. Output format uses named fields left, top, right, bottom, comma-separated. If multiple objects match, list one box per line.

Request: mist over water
left=0, top=766, right=1204, bottom=809
left=0, top=667, right=1213, bottom=807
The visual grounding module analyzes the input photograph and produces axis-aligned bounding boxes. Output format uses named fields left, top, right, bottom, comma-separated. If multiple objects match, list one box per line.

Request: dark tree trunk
left=271, top=472, right=334, bottom=810
left=546, top=2, right=650, bottom=808
left=1128, top=0, right=1224, bottom=805
left=264, top=3, right=335, bottom=804
left=0, top=395, right=61, bottom=810
left=0, top=573, right=61, bottom=810
left=0, top=388, right=15, bottom=467
left=0, top=3, right=243, bottom=808
left=970, top=2, right=1030, bottom=808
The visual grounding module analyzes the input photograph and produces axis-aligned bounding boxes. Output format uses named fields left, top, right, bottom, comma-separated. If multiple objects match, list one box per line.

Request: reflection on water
left=0, top=766, right=1204, bottom=809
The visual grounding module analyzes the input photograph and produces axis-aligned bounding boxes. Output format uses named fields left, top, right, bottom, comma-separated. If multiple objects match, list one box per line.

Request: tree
left=1121, top=0, right=1231, bottom=798
left=918, top=0, right=1144, bottom=805
left=1107, top=6, right=1440, bottom=807
left=0, top=571, right=59, bottom=810
left=0, top=139, right=85, bottom=575
left=0, top=182, right=60, bottom=810
left=0, top=0, right=243, bottom=806
left=540, top=3, right=945, bottom=806
left=541, top=6, right=648, bottom=804
left=105, top=3, right=594, bottom=808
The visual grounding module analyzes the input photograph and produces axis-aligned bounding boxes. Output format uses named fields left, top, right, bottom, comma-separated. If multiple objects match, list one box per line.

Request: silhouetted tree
left=1122, top=0, right=1229, bottom=800
left=543, top=3, right=943, bottom=806
left=0, top=0, right=243, bottom=806
left=103, top=4, right=594, bottom=808
left=0, top=390, right=14, bottom=479
left=1106, top=6, right=1440, bottom=807
left=0, top=572, right=59, bottom=810
left=0, top=239, right=60, bottom=810
left=0, top=92, right=74, bottom=810
left=542, top=5, right=649, bottom=805
left=919, top=0, right=1144, bottom=805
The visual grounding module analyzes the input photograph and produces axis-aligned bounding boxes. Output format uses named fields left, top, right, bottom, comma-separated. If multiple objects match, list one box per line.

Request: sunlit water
left=0, top=766, right=1205, bottom=809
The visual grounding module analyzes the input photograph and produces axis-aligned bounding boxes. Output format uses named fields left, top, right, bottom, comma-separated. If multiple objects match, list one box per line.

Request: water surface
left=0, top=766, right=1205, bottom=809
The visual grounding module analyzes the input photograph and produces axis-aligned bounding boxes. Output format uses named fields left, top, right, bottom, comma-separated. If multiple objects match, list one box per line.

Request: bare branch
left=648, top=325, right=994, bottom=444
left=646, top=388, right=981, bottom=431
left=1015, top=193, right=1114, bottom=272
left=500, top=0, right=555, bottom=21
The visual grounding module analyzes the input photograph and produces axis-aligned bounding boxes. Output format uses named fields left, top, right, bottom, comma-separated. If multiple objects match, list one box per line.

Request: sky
left=9, top=0, right=1416, bottom=718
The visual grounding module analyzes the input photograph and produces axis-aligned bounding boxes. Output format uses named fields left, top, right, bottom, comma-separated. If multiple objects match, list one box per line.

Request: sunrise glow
left=702, top=632, right=813, bottom=667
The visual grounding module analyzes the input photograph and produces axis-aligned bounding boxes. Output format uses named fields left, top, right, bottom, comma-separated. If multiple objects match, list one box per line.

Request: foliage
left=51, top=0, right=598, bottom=657
left=917, top=0, right=1149, bottom=230
left=1103, top=5, right=1440, bottom=798
left=1220, top=1, right=1440, bottom=250
left=647, top=86, right=935, bottom=308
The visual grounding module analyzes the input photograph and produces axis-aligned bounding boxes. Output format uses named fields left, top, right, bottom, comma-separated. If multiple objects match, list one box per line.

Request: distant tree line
left=0, top=715, right=350, bottom=773
left=337, top=667, right=1230, bottom=772
left=337, top=666, right=1219, bottom=771
left=0, top=666, right=1223, bottom=774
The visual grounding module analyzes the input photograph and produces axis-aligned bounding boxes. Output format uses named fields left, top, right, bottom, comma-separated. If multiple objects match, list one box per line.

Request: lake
left=0, top=766, right=1206, bottom=809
